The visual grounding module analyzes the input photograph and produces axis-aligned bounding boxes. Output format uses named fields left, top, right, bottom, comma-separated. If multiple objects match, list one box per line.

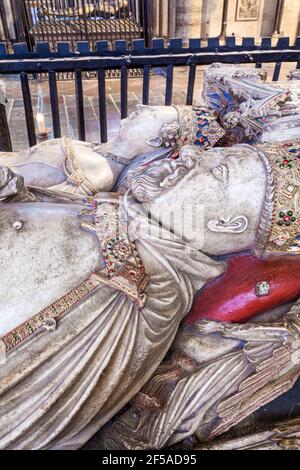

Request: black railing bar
left=0, top=102, right=12, bottom=152
left=2, top=37, right=300, bottom=58
left=272, top=62, right=282, bottom=81
left=2, top=45, right=300, bottom=61
left=48, top=69, right=61, bottom=138
left=20, top=71, right=37, bottom=147
left=165, top=64, right=173, bottom=105
left=97, top=67, right=108, bottom=142
left=186, top=63, right=196, bottom=105
left=120, top=63, right=128, bottom=119
left=1, top=50, right=300, bottom=73
left=142, top=64, right=150, bottom=104
left=75, top=68, right=85, bottom=140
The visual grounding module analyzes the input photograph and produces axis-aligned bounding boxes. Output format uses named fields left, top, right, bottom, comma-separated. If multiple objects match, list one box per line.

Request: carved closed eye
left=211, top=164, right=228, bottom=184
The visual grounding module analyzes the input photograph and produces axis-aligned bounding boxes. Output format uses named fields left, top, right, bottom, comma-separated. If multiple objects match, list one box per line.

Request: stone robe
left=0, top=139, right=122, bottom=195
left=98, top=304, right=300, bottom=450
left=0, top=195, right=223, bottom=449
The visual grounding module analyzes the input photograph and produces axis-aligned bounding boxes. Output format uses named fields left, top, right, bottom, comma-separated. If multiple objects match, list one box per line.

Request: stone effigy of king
left=1, top=67, right=300, bottom=449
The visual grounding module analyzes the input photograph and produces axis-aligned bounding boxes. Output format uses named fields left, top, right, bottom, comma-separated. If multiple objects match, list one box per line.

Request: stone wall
left=175, top=0, right=202, bottom=43
left=201, top=0, right=224, bottom=38
left=226, top=0, right=272, bottom=39
left=167, top=0, right=300, bottom=43
left=281, top=0, right=300, bottom=41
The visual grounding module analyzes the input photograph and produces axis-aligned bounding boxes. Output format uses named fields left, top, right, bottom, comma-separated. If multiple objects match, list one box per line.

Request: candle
left=36, top=113, right=46, bottom=133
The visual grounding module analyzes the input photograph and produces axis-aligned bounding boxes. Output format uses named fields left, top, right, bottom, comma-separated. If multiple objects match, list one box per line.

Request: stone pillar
left=272, top=0, right=285, bottom=37
left=175, top=0, right=203, bottom=43
left=168, top=0, right=177, bottom=38
left=219, top=0, right=229, bottom=39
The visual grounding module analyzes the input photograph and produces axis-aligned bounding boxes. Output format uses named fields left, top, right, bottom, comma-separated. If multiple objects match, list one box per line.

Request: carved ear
left=146, top=136, right=163, bottom=147
left=207, top=215, right=248, bottom=234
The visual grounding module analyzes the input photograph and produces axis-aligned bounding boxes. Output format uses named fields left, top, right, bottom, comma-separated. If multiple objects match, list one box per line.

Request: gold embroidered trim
left=257, top=142, right=300, bottom=253
left=61, top=137, right=99, bottom=194
left=87, top=193, right=150, bottom=309
left=1, top=272, right=104, bottom=353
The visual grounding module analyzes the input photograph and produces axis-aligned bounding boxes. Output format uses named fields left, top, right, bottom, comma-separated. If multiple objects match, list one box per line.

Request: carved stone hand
left=0, top=165, right=29, bottom=202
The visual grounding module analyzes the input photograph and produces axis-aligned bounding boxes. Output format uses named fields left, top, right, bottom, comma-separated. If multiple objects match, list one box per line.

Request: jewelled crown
left=171, top=105, right=226, bottom=152
left=256, top=142, right=300, bottom=254
left=161, top=106, right=226, bottom=151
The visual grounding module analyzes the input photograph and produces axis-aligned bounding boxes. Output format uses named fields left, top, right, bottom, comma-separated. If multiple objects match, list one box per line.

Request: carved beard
left=129, top=153, right=196, bottom=203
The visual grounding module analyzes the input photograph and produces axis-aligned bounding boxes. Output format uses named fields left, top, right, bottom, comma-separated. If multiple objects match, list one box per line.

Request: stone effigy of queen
left=0, top=103, right=225, bottom=197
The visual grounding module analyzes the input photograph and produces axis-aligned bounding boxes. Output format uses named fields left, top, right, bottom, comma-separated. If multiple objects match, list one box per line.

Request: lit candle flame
left=36, top=113, right=46, bottom=133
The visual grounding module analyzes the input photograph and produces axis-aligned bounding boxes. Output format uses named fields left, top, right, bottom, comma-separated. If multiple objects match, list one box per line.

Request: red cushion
left=185, top=254, right=300, bottom=324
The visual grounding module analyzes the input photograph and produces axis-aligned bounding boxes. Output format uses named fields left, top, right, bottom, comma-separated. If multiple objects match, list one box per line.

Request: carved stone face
left=119, top=105, right=178, bottom=151
left=131, top=144, right=267, bottom=255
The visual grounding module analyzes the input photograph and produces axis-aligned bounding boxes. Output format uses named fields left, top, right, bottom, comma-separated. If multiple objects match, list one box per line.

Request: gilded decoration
left=174, top=105, right=226, bottom=153
left=87, top=193, right=150, bottom=308
left=257, top=142, right=300, bottom=253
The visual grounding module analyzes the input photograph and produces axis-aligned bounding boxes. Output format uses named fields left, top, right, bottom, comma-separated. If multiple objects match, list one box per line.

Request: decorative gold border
left=1, top=273, right=104, bottom=353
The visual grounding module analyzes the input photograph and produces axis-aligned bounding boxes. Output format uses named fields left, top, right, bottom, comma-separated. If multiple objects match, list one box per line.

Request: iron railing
left=0, top=35, right=300, bottom=151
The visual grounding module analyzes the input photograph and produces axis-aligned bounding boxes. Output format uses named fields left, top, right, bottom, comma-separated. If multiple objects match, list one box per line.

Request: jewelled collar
left=81, top=193, right=150, bottom=308
left=255, top=141, right=300, bottom=254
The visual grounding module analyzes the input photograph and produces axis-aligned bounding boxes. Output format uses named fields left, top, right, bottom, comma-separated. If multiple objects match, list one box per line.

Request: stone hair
left=129, top=147, right=198, bottom=203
